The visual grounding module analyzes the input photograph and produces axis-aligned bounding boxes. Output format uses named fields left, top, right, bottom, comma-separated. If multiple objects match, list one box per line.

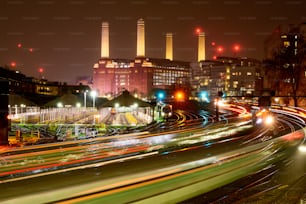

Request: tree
left=262, top=59, right=283, bottom=96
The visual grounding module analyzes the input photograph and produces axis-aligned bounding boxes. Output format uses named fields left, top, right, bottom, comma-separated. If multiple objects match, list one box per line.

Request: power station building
left=92, top=19, right=263, bottom=101
left=92, top=19, right=192, bottom=99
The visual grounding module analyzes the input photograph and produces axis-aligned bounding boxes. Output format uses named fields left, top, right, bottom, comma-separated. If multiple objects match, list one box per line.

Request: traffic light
left=199, top=91, right=209, bottom=102
left=175, top=91, right=185, bottom=101
left=156, top=90, right=166, bottom=101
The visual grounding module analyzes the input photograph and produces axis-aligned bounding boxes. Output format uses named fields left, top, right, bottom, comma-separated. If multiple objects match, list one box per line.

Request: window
left=284, top=41, right=290, bottom=47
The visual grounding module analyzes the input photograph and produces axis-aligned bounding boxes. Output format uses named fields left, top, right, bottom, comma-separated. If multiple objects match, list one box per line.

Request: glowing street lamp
left=274, top=97, right=280, bottom=105
left=91, top=90, right=97, bottom=108
left=76, top=102, right=81, bottom=108
left=133, top=103, right=138, bottom=108
left=84, top=90, right=88, bottom=108
left=57, top=102, right=63, bottom=108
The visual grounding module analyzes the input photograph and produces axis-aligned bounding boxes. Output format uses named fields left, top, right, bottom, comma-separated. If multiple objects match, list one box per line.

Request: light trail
left=1, top=104, right=305, bottom=203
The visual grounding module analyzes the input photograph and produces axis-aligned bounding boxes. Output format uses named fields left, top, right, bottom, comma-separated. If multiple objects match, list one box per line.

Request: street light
left=91, top=90, right=97, bottom=108
left=57, top=102, right=63, bottom=108
left=84, top=90, right=88, bottom=108
left=274, top=97, right=280, bottom=105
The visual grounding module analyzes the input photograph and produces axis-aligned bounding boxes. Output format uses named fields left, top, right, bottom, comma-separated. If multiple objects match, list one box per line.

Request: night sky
left=1, top=0, right=305, bottom=83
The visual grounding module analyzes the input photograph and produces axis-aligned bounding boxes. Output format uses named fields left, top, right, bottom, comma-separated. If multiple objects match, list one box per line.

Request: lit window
left=247, top=72, right=252, bottom=76
left=281, top=35, right=287, bottom=39
left=284, top=41, right=290, bottom=47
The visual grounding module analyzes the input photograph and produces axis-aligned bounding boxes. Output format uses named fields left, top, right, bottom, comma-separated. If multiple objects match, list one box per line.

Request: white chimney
left=198, top=32, right=206, bottom=62
left=101, top=22, right=109, bottom=58
left=136, top=18, right=145, bottom=57
left=166, top=33, right=173, bottom=60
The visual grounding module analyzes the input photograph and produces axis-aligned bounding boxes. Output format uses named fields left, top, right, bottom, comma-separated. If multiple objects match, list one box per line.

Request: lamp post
left=91, top=90, right=97, bottom=108
left=216, top=91, right=223, bottom=121
left=84, top=90, right=88, bottom=108
left=215, top=98, right=219, bottom=122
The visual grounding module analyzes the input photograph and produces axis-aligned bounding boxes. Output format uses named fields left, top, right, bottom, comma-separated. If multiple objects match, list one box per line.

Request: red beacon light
left=217, top=46, right=224, bottom=53
left=195, top=27, right=202, bottom=35
left=10, top=62, right=16, bottom=67
left=233, top=44, right=240, bottom=52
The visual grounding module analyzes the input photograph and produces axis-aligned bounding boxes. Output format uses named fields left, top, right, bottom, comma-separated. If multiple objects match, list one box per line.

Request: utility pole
left=0, top=80, right=9, bottom=145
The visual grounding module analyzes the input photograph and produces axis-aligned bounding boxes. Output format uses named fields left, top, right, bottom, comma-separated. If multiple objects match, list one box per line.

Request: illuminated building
left=192, top=57, right=263, bottom=99
left=92, top=19, right=191, bottom=99
left=264, top=23, right=306, bottom=106
left=264, top=23, right=306, bottom=60
left=0, top=66, right=90, bottom=106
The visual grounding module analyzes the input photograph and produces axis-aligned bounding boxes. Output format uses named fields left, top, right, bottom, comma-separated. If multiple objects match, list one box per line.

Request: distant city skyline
left=1, top=0, right=305, bottom=83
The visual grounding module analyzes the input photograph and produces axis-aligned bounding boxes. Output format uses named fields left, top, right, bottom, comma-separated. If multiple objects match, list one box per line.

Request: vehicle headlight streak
left=271, top=109, right=306, bottom=126
left=298, top=145, right=306, bottom=153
